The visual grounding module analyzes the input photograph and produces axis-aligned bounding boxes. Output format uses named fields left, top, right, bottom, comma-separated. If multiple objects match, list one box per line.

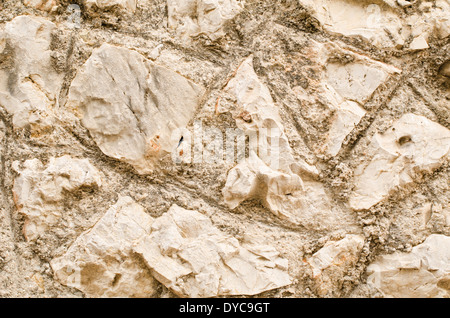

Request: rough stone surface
left=306, top=235, right=365, bottom=297
left=167, top=0, right=244, bottom=41
left=298, top=0, right=450, bottom=49
left=0, top=16, right=63, bottom=133
left=23, top=0, right=58, bottom=12
left=51, top=196, right=157, bottom=297
left=66, top=43, right=205, bottom=174
left=12, top=156, right=103, bottom=241
left=366, top=234, right=450, bottom=298
left=350, top=113, right=450, bottom=211
left=220, top=56, right=356, bottom=231
left=0, top=0, right=449, bottom=299
left=84, top=0, right=137, bottom=13
left=291, top=40, right=400, bottom=157
left=134, top=204, right=291, bottom=297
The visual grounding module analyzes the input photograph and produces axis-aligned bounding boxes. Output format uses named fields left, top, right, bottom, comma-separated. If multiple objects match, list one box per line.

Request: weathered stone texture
left=12, top=156, right=103, bottom=241
left=366, top=234, right=450, bottom=298
left=0, top=16, right=63, bottom=133
left=306, top=235, right=365, bottom=297
left=51, top=196, right=157, bottom=297
left=0, top=0, right=449, bottom=299
left=167, top=0, right=243, bottom=41
left=350, top=113, right=450, bottom=210
left=66, top=43, right=205, bottom=174
left=134, top=204, right=291, bottom=297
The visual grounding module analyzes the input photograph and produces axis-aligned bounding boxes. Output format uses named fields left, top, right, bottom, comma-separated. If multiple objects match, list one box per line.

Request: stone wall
left=0, top=0, right=449, bottom=298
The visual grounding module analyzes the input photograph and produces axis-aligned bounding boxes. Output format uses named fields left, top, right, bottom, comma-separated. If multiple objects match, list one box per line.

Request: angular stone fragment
left=51, top=196, right=157, bottom=297
left=325, top=60, right=397, bottom=105
left=0, top=16, right=63, bottom=133
left=349, top=114, right=450, bottom=210
left=224, top=152, right=354, bottom=230
left=409, top=34, right=429, bottom=51
left=322, top=98, right=366, bottom=157
left=219, top=56, right=357, bottom=230
left=306, top=235, right=365, bottom=296
left=23, top=0, right=57, bottom=11
left=298, top=0, right=404, bottom=48
left=12, top=156, right=103, bottom=241
left=167, top=0, right=243, bottom=41
left=83, top=0, right=137, bottom=12
left=219, top=55, right=298, bottom=172
left=298, top=0, right=450, bottom=49
left=298, top=81, right=368, bottom=158
left=133, top=204, right=291, bottom=297
left=293, top=40, right=400, bottom=157
left=223, top=151, right=303, bottom=214
left=66, top=43, right=205, bottom=174
left=366, top=234, right=450, bottom=298
left=406, top=0, right=450, bottom=47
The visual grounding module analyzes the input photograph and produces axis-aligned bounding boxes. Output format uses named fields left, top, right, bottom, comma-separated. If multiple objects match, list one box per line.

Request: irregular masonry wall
left=0, top=0, right=449, bottom=298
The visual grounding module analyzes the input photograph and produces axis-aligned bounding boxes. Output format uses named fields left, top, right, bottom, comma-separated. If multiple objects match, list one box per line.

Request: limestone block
left=133, top=204, right=291, bottom=297
left=167, top=0, right=244, bottom=41
left=51, top=196, right=157, bottom=297
left=298, top=0, right=405, bottom=48
left=298, top=0, right=450, bottom=49
left=23, top=0, right=58, bottom=11
left=12, top=156, right=103, bottom=241
left=84, top=0, right=137, bottom=12
left=409, top=34, right=429, bottom=51
left=223, top=151, right=303, bottom=215
left=220, top=56, right=354, bottom=230
left=350, top=114, right=450, bottom=210
left=303, top=81, right=368, bottom=158
left=219, top=55, right=297, bottom=172
left=406, top=1, right=450, bottom=43
left=322, top=97, right=366, bottom=157
left=218, top=55, right=302, bottom=200
left=366, top=234, right=450, bottom=298
left=293, top=40, right=400, bottom=157
left=306, top=235, right=365, bottom=296
left=0, top=16, right=63, bottom=133
left=325, top=60, right=398, bottom=105
left=223, top=152, right=351, bottom=230
left=66, top=43, right=205, bottom=174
